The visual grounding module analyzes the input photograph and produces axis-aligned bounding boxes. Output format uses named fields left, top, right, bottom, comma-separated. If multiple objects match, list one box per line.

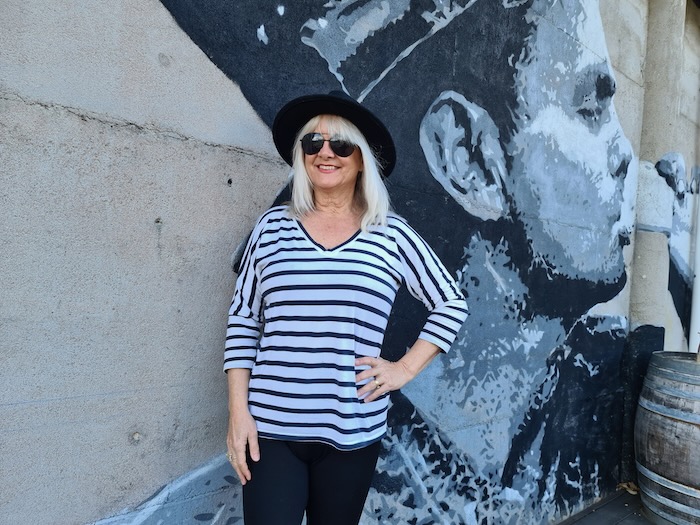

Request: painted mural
left=159, top=0, right=639, bottom=522
left=662, top=155, right=700, bottom=343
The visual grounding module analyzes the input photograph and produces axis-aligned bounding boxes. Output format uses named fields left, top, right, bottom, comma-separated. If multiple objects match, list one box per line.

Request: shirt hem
left=257, top=430, right=386, bottom=451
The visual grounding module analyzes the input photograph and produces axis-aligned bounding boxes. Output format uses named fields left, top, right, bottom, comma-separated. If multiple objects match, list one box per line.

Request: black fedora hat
left=272, top=90, right=396, bottom=177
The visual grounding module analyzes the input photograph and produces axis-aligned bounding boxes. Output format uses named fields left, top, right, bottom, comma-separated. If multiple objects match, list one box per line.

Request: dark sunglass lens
left=300, top=133, right=324, bottom=155
left=330, top=140, right=355, bottom=157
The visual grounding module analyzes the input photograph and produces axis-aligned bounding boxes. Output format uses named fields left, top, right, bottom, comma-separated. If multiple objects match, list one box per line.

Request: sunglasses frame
left=300, top=133, right=356, bottom=157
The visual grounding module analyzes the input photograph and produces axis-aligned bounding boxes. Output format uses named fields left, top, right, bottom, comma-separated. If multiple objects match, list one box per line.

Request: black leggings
left=242, top=438, right=381, bottom=525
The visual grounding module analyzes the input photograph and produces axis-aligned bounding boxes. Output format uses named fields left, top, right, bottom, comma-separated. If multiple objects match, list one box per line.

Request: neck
left=313, top=189, right=359, bottom=216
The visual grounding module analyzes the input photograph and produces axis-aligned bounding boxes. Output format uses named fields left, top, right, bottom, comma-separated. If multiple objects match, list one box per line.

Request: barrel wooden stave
left=634, top=352, right=700, bottom=525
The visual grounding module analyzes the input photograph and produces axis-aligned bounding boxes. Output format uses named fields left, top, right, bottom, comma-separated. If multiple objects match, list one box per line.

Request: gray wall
left=1, top=1, right=286, bottom=523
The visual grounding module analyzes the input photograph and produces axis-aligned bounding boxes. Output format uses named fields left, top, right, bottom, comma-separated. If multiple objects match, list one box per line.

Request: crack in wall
left=0, top=89, right=283, bottom=165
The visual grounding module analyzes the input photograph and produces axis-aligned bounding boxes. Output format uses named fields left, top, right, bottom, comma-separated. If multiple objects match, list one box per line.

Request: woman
left=224, top=91, right=468, bottom=525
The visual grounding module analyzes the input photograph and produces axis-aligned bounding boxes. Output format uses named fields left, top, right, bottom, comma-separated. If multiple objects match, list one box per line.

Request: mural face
left=159, top=0, right=638, bottom=522
left=507, top=0, right=634, bottom=283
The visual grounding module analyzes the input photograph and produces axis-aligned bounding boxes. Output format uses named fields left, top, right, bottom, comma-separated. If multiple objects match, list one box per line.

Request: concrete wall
left=601, top=0, right=647, bottom=153
left=0, top=1, right=287, bottom=523
left=629, top=0, right=700, bottom=353
left=1, top=0, right=698, bottom=524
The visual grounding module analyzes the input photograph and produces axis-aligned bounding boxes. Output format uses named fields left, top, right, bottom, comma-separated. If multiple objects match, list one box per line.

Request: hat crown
left=327, top=90, right=354, bottom=102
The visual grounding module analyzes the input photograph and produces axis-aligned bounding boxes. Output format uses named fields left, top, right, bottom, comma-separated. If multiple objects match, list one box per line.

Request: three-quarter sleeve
left=223, top=216, right=266, bottom=371
left=391, top=217, right=468, bottom=352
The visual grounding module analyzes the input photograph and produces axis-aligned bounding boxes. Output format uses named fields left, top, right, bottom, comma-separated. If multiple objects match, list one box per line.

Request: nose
left=596, top=73, right=615, bottom=103
left=575, top=69, right=616, bottom=121
left=317, top=139, right=336, bottom=157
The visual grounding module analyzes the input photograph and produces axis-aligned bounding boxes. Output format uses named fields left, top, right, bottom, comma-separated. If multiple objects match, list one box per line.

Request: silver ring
left=226, top=452, right=235, bottom=462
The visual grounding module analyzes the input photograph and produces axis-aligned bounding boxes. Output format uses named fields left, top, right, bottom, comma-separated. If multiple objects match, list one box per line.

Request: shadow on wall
left=133, top=0, right=641, bottom=523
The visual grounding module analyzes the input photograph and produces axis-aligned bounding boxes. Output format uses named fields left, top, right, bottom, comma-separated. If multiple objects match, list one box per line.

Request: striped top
left=224, top=205, right=468, bottom=450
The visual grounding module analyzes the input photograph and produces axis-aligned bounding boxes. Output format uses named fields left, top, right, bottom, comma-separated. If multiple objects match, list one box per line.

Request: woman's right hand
left=227, top=407, right=260, bottom=485
left=226, top=368, right=259, bottom=485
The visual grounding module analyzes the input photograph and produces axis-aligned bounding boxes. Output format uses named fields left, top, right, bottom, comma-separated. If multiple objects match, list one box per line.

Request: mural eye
left=575, top=72, right=615, bottom=123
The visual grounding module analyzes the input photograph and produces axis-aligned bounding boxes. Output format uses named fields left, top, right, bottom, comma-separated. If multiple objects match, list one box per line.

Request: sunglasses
left=300, top=133, right=356, bottom=157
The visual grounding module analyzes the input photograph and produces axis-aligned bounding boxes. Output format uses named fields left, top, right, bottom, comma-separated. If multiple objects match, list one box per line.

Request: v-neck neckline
left=295, top=219, right=362, bottom=253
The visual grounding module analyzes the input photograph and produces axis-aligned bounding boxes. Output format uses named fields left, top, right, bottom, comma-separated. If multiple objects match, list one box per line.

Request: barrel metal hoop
left=638, top=397, right=700, bottom=425
left=648, top=364, right=700, bottom=387
left=642, top=379, right=700, bottom=402
left=636, top=462, right=700, bottom=502
left=639, top=491, right=697, bottom=525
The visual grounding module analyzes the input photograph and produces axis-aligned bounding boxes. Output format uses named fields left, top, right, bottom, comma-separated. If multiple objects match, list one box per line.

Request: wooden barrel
left=634, top=351, right=700, bottom=525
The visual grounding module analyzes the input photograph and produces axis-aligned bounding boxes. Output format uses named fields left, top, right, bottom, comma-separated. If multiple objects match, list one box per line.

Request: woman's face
left=304, top=117, right=363, bottom=198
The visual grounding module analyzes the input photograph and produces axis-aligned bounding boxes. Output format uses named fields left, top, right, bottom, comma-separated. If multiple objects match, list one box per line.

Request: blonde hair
left=289, top=115, right=391, bottom=230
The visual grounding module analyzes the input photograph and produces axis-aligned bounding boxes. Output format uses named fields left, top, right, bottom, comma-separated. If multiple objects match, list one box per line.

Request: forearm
left=227, top=368, right=251, bottom=412
left=398, top=338, right=441, bottom=380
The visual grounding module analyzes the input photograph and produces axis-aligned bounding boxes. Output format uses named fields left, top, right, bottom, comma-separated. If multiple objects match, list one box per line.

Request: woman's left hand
left=355, top=340, right=442, bottom=402
left=355, top=356, right=414, bottom=403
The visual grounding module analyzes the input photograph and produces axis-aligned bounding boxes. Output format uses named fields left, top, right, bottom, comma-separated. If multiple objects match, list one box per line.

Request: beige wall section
left=0, top=0, right=287, bottom=523
left=600, top=0, right=647, bottom=153
left=640, top=0, right=688, bottom=162
left=681, top=4, right=700, bottom=169
left=626, top=0, right=700, bottom=350
left=0, top=0, right=277, bottom=154
left=602, top=0, right=698, bottom=178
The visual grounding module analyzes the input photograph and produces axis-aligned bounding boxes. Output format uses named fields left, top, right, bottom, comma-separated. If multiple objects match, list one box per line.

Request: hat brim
left=272, top=91, right=396, bottom=177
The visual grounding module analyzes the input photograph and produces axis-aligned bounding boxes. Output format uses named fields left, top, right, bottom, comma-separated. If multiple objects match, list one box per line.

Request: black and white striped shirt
left=225, top=205, right=467, bottom=450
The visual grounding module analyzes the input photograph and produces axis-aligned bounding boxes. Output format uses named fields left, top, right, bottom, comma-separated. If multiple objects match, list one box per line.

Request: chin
left=520, top=255, right=627, bottom=323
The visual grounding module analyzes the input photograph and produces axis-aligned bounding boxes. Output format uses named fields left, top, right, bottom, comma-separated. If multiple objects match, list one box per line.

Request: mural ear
left=420, top=91, right=507, bottom=221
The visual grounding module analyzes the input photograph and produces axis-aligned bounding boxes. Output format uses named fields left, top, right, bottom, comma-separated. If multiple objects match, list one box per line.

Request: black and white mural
left=159, top=0, right=640, bottom=522
left=661, top=155, right=700, bottom=342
